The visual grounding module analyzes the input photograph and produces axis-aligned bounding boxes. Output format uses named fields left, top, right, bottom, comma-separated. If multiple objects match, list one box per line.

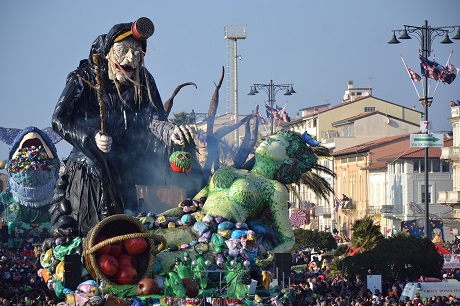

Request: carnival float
left=0, top=17, right=334, bottom=306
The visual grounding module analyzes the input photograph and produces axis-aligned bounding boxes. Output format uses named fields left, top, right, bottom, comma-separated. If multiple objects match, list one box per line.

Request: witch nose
left=125, top=49, right=134, bottom=61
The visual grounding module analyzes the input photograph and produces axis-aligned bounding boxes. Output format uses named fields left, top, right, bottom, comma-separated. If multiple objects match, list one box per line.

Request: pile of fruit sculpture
left=95, top=236, right=149, bottom=285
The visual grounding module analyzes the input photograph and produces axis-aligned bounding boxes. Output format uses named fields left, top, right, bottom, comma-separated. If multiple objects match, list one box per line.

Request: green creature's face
left=255, top=134, right=289, bottom=162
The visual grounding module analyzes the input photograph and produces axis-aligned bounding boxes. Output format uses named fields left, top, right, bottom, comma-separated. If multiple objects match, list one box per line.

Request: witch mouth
left=121, top=65, right=133, bottom=72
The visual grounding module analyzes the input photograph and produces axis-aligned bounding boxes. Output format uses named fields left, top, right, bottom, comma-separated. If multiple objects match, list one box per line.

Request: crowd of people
left=288, top=239, right=460, bottom=306
left=0, top=227, right=458, bottom=305
left=0, top=246, right=58, bottom=305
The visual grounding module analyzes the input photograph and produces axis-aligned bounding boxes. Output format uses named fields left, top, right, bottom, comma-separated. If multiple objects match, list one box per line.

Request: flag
left=282, top=113, right=291, bottom=122
left=334, top=198, right=340, bottom=212
left=444, top=61, right=458, bottom=85
left=419, top=55, right=456, bottom=84
left=257, top=108, right=267, bottom=124
left=275, top=104, right=291, bottom=122
left=400, top=54, right=421, bottom=98
left=265, top=105, right=280, bottom=119
left=407, top=67, right=421, bottom=82
left=419, top=55, right=439, bottom=81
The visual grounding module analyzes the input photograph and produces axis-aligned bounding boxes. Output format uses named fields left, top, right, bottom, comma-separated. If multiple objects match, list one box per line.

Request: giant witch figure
left=49, top=17, right=199, bottom=237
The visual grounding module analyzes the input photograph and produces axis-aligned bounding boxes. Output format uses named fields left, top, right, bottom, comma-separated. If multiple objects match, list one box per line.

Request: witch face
left=107, top=36, right=143, bottom=83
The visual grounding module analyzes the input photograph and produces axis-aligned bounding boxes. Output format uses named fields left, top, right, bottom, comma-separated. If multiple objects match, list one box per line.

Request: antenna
left=368, top=76, right=376, bottom=90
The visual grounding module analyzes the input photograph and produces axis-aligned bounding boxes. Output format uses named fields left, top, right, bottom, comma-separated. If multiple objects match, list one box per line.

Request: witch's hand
left=95, top=132, right=112, bottom=153
left=171, top=125, right=195, bottom=146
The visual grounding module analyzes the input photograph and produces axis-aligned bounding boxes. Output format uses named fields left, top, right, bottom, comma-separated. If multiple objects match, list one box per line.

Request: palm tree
left=170, top=111, right=189, bottom=125
left=350, top=216, right=383, bottom=253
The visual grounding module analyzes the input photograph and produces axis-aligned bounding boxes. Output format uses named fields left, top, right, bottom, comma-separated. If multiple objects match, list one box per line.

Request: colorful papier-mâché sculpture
left=155, top=130, right=325, bottom=270
left=49, top=17, right=197, bottom=237
left=0, top=126, right=61, bottom=225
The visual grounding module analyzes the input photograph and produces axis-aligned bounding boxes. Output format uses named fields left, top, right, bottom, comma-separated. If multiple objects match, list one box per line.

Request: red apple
left=137, top=278, right=162, bottom=295
left=123, top=238, right=148, bottom=256
left=169, top=151, right=192, bottom=173
left=97, top=254, right=119, bottom=277
left=95, top=236, right=111, bottom=257
left=110, top=241, right=124, bottom=258
left=115, top=265, right=138, bottom=285
left=117, top=254, right=138, bottom=269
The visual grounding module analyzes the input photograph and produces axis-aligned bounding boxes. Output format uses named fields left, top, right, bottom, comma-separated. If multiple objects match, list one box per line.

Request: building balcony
left=340, top=200, right=357, bottom=217
left=315, top=205, right=332, bottom=218
left=366, top=206, right=380, bottom=215
left=320, top=130, right=338, bottom=144
left=440, top=146, right=460, bottom=163
left=438, top=191, right=460, bottom=206
left=380, top=205, right=394, bottom=214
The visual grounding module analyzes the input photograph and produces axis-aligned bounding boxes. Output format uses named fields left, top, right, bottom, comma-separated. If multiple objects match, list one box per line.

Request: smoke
left=124, top=208, right=136, bottom=216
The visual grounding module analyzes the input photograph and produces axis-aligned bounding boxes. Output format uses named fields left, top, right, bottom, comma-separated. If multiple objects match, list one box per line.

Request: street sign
left=410, top=134, right=443, bottom=147
left=420, top=121, right=432, bottom=133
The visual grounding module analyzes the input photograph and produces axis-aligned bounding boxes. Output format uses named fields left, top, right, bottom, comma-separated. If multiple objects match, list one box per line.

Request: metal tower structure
left=224, top=25, right=247, bottom=146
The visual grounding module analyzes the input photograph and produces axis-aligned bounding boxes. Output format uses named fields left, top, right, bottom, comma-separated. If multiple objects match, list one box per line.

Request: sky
left=1, top=0, right=459, bottom=164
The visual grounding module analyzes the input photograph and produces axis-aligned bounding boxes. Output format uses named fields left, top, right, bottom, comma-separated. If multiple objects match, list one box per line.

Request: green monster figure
left=155, top=130, right=330, bottom=270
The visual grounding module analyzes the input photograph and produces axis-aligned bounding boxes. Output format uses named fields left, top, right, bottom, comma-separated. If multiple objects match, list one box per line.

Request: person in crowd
left=340, top=194, right=350, bottom=209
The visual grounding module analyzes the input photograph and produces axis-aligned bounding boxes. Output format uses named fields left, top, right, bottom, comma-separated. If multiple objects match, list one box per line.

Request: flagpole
left=445, top=50, right=454, bottom=66
left=256, top=103, right=269, bottom=134
left=432, top=51, right=454, bottom=99
left=400, top=54, right=421, bottom=98
left=431, top=81, right=440, bottom=100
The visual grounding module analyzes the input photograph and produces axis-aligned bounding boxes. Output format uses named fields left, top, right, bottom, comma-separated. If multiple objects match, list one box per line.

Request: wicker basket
left=82, top=214, right=166, bottom=286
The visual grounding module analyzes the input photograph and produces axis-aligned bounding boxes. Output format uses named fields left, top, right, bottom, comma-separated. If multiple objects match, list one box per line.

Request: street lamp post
left=389, top=20, right=460, bottom=239
left=248, top=80, right=296, bottom=134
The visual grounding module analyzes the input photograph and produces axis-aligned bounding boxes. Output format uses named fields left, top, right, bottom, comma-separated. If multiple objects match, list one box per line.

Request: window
left=348, top=156, right=356, bottom=162
left=414, top=159, right=426, bottom=172
left=364, top=107, right=375, bottom=112
left=357, top=92, right=362, bottom=96
left=442, top=161, right=451, bottom=172
left=341, top=158, right=347, bottom=163
left=421, top=185, right=432, bottom=204
left=357, top=156, right=364, bottom=161
left=432, top=159, right=440, bottom=172
left=414, top=159, right=451, bottom=173
left=413, top=160, right=420, bottom=172
left=338, top=124, right=354, bottom=137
